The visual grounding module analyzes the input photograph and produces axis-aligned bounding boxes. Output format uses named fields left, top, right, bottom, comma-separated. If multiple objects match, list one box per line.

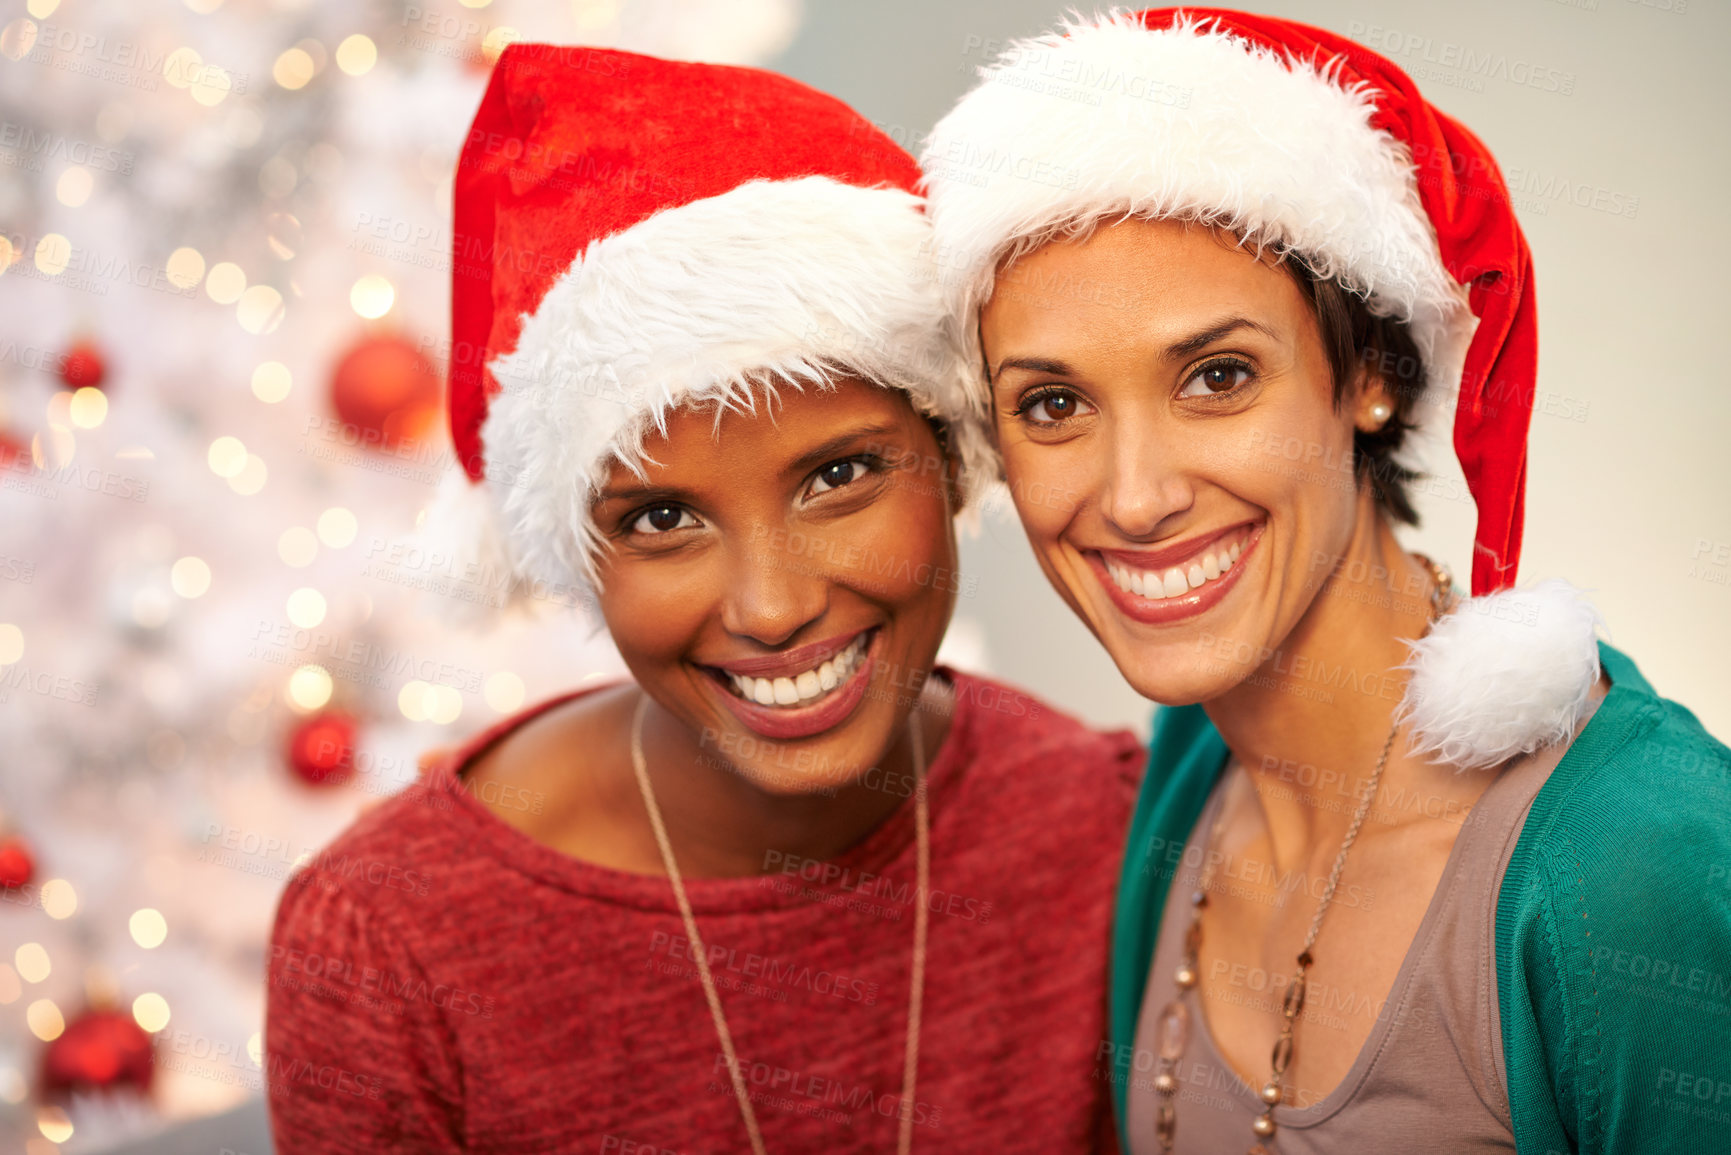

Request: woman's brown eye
left=1179, top=361, right=1252, bottom=398
left=1020, top=389, right=1094, bottom=425
left=632, top=505, right=696, bottom=534
left=811, top=459, right=864, bottom=494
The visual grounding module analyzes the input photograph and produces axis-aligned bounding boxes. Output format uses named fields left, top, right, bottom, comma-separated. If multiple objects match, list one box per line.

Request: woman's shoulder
left=1496, top=643, right=1731, bottom=1151
left=272, top=685, right=632, bottom=941
left=460, top=682, right=632, bottom=813
left=1521, top=643, right=1731, bottom=857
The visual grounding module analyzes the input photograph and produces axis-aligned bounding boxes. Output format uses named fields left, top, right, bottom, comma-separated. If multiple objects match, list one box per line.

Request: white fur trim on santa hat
left=1398, top=579, right=1603, bottom=770
left=920, top=12, right=1477, bottom=469
left=476, top=175, right=988, bottom=599
left=410, top=467, right=592, bottom=626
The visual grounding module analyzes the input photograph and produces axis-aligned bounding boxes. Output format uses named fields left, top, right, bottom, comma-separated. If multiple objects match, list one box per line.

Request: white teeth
left=727, top=634, right=869, bottom=708
left=1105, top=533, right=1252, bottom=602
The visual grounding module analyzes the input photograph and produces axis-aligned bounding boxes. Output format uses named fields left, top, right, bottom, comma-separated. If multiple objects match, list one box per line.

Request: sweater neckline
left=421, top=669, right=979, bottom=915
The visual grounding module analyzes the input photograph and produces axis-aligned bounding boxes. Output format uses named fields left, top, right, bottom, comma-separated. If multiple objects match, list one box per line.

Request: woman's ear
left=1352, top=363, right=1397, bottom=434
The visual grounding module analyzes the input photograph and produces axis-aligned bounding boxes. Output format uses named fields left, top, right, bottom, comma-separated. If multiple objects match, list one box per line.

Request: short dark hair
left=1285, top=260, right=1427, bottom=527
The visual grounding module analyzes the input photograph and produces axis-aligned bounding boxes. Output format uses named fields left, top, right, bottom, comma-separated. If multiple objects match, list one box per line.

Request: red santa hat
left=437, top=44, right=985, bottom=608
left=922, top=9, right=1602, bottom=768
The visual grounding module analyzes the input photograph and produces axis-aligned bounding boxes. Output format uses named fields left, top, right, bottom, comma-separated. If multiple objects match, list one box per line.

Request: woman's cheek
left=849, top=489, right=958, bottom=610
left=999, top=435, right=1083, bottom=542
left=601, top=561, right=709, bottom=664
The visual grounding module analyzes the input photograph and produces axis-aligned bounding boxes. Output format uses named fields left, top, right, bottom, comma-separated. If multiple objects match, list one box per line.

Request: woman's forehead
left=602, top=377, right=925, bottom=493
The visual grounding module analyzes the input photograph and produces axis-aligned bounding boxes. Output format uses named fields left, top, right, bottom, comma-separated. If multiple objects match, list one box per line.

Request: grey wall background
left=771, top=0, right=1731, bottom=741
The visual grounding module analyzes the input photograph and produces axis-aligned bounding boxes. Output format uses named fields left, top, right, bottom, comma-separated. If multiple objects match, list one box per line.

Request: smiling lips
left=1094, top=523, right=1261, bottom=625
left=704, top=629, right=879, bottom=741
left=1103, top=530, right=1247, bottom=600
left=723, top=632, right=870, bottom=707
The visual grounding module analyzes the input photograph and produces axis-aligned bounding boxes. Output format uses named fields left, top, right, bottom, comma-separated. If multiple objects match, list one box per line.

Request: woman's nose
left=1098, top=422, right=1195, bottom=542
left=717, top=530, right=831, bottom=646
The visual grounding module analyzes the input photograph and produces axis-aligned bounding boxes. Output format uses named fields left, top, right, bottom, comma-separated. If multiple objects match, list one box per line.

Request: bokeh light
left=171, top=556, right=212, bottom=598
left=317, top=507, right=358, bottom=548
left=287, top=665, right=333, bottom=712
left=130, top=908, right=168, bottom=949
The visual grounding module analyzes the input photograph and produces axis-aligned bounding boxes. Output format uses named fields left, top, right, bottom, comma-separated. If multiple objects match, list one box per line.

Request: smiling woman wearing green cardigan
left=1112, top=641, right=1731, bottom=1152
left=920, top=8, right=1731, bottom=1153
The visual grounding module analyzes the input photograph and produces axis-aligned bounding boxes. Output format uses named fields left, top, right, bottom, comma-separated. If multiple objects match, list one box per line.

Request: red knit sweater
left=265, top=672, right=1141, bottom=1153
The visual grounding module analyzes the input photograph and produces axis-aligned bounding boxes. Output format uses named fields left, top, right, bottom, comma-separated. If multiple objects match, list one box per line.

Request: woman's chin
left=1105, top=641, right=1245, bottom=708
left=724, top=718, right=902, bottom=799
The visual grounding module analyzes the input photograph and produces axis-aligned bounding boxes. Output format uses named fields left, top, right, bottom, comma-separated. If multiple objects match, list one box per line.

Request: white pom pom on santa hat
left=1400, top=580, right=1603, bottom=771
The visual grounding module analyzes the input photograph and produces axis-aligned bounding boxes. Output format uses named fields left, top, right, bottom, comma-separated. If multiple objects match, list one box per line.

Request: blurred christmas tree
left=0, top=0, right=800, bottom=1149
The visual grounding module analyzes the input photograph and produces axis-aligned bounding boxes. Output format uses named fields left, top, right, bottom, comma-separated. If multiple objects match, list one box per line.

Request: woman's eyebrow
left=1167, top=316, right=1280, bottom=358
left=594, top=478, right=691, bottom=505
left=785, top=424, right=903, bottom=476
left=990, top=356, right=1075, bottom=382
left=989, top=318, right=1278, bottom=383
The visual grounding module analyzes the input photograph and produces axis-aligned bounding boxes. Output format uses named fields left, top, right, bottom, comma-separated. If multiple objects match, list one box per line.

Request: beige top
left=1126, top=750, right=1559, bottom=1154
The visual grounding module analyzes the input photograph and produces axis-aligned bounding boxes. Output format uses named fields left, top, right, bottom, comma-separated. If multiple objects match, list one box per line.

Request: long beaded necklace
left=629, top=694, right=931, bottom=1155
left=1149, top=557, right=1452, bottom=1154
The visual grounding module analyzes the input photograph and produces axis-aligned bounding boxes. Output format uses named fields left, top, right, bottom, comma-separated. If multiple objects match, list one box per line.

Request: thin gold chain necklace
left=1150, top=557, right=1451, bottom=1154
left=630, top=695, right=930, bottom=1155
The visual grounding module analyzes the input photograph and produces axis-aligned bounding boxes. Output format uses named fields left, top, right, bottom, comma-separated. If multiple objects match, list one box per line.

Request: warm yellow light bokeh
left=130, top=908, right=169, bottom=949
left=55, top=166, right=93, bottom=207
left=286, top=587, right=327, bottom=628
left=34, top=233, right=71, bottom=276
left=273, top=46, right=315, bottom=90
left=26, top=999, right=64, bottom=1042
left=205, top=261, right=247, bottom=304
left=14, top=943, right=49, bottom=984
left=132, top=991, right=171, bottom=1032
left=335, top=34, right=377, bottom=76
left=349, top=273, right=394, bottom=319
left=207, top=436, right=248, bottom=478
left=228, top=453, right=268, bottom=495
left=166, top=246, right=206, bottom=289
left=68, top=387, right=107, bottom=429
left=252, top=361, right=293, bottom=402
left=287, top=664, right=333, bottom=711
left=171, top=556, right=212, bottom=598
left=317, top=507, right=358, bottom=548
left=237, top=285, right=285, bottom=334
left=39, top=879, right=77, bottom=919
left=277, top=526, right=319, bottom=567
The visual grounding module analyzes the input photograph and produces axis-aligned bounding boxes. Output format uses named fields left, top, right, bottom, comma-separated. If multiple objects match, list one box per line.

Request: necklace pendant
left=1156, top=1000, right=1191, bottom=1060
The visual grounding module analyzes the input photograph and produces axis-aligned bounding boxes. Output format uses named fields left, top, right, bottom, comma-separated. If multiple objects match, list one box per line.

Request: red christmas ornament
left=41, top=1007, right=155, bottom=1097
left=59, top=339, right=108, bottom=391
left=328, top=333, right=441, bottom=450
left=286, top=710, right=357, bottom=786
left=0, top=429, right=25, bottom=469
left=0, top=835, right=34, bottom=889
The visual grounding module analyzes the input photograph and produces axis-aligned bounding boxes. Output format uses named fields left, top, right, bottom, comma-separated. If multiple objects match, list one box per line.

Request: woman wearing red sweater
left=265, top=46, right=1139, bottom=1154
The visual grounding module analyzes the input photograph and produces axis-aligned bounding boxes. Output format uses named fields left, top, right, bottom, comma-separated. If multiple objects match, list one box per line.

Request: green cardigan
left=1107, top=642, right=1731, bottom=1153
